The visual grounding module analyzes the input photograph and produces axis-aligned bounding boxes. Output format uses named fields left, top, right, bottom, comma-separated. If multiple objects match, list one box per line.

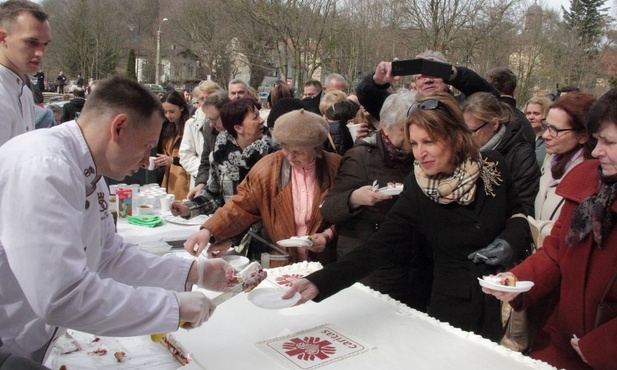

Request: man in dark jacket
left=356, top=50, right=500, bottom=121
left=61, top=88, right=86, bottom=122
left=485, top=67, right=535, bottom=146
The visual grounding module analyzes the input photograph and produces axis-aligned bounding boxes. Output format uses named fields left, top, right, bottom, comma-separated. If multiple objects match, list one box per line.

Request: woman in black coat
left=285, top=93, right=531, bottom=342
left=319, top=92, right=432, bottom=311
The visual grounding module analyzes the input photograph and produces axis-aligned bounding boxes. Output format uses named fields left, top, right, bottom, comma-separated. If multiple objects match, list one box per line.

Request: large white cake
left=48, top=261, right=556, bottom=370
left=179, top=261, right=556, bottom=370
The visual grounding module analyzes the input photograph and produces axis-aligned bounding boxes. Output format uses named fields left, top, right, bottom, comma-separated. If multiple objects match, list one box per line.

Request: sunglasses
left=407, top=98, right=440, bottom=116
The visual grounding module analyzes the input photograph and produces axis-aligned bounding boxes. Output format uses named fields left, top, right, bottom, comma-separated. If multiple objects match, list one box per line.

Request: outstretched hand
left=282, top=278, right=319, bottom=305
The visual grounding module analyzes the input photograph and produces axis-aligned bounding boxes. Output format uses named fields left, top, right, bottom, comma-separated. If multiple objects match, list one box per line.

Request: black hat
left=267, top=98, right=304, bottom=129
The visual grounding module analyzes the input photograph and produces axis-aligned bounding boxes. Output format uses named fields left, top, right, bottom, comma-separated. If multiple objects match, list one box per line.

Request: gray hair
left=415, top=50, right=448, bottom=63
left=324, top=73, right=347, bottom=90
left=228, top=78, right=248, bottom=92
left=379, top=91, right=416, bottom=130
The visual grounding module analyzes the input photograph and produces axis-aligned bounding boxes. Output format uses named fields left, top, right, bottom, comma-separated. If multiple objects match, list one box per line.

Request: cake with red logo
left=175, top=261, right=555, bottom=370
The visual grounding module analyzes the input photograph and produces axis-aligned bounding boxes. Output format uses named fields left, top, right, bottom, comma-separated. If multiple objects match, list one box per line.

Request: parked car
left=143, top=83, right=165, bottom=94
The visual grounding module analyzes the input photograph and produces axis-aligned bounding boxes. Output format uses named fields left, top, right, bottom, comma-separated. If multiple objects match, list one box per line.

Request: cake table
left=48, top=262, right=556, bottom=370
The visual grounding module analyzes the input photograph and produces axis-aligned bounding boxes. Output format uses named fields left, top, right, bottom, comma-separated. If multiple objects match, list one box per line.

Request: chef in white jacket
left=0, top=76, right=236, bottom=364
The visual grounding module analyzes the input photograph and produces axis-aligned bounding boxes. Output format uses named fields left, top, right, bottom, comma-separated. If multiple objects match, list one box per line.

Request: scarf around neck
left=212, top=130, right=274, bottom=183
left=415, top=156, right=503, bottom=205
left=566, top=168, right=617, bottom=247
left=380, top=130, right=413, bottom=165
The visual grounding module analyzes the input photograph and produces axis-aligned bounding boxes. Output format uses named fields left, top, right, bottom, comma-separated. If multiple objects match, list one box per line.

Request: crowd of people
left=0, top=1, right=616, bottom=369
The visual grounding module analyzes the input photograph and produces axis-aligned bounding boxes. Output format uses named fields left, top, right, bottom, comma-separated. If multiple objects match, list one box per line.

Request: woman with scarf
left=461, top=92, right=540, bottom=216
left=319, top=92, right=432, bottom=310
left=527, top=92, right=596, bottom=246
left=482, top=88, right=617, bottom=370
left=284, top=93, right=531, bottom=341
left=170, top=97, right=275, bottom=217
left=184, top=109, right=341, bottom=267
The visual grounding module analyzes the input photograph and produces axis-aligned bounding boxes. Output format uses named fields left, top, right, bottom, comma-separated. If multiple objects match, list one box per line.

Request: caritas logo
left=275, top=274, right=305, bottom=287
left=283, top=337, right=336, bottom=361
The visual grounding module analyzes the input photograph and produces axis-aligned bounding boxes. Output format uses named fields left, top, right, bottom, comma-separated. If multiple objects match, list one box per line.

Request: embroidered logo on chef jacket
left=98, top=192, right=108, bottom=212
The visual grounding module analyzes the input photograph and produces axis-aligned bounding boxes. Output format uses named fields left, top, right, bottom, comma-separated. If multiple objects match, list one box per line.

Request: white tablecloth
left=116, top=214, right=202, bottom=245
left=46, top=263, right=556, bottom=370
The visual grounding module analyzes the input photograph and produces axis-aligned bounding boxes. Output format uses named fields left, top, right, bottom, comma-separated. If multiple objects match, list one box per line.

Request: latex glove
left=468, top=238, right=514, bottom=266
left=196, top=257, right=237, bottom=291
left=175, top=291, right=215, bottom=328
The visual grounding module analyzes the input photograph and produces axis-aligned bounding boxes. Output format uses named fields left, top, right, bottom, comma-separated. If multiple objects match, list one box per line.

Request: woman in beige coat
left=528, top=92, right=596, bottom=245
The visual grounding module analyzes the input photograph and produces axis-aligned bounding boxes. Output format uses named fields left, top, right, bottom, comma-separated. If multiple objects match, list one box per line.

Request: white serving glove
left=175, top=291, right=215, bottom=328
left=196, top=257, right=238, bottom=291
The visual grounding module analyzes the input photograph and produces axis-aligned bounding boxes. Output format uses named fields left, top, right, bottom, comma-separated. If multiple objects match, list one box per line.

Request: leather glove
left=467, top=238, right=514, bottom=266
left=175, top=291, right=215, bottom=328
left=196, top=257, right=237, bottom=291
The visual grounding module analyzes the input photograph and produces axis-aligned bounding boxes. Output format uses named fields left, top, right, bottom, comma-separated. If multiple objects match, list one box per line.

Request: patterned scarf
left=380, top=130, right=413, bottom=165
left=211, top=130, right=275, bottom=194
left=566, top=168, right=617, bottom=247
left=415, top=157, right=503, bottom=205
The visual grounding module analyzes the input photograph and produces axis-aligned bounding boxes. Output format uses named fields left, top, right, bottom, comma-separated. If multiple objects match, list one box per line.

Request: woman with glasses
left=482, top=88, right=617, bottom=370
left=284, top=93, right=531, bottom=342
left=527, top=92, right=596, bottom=246
left=461, top=92, right=540, bottom=216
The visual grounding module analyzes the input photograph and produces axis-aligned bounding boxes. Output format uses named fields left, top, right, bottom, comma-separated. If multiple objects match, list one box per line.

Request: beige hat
left=272, top=109, right=329, bottom=147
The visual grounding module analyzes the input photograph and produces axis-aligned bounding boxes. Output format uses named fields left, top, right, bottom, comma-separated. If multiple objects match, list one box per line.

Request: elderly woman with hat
left=184, top=109, right=342, bottom=267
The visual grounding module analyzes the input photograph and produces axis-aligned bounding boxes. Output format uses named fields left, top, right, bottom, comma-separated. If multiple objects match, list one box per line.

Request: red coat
left=511, top=159, right=617, bottom=370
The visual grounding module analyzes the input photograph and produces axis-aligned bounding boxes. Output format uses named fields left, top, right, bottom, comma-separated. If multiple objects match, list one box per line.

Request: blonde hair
left=319, top=90, right=347, bottom=115
left=195, top=80, right=222, bottom=96
left=524, top=96, right=552, bottom=119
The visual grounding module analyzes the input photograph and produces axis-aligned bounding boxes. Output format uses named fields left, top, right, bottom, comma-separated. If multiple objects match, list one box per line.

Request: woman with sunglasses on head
left=527, top=92, right=596, bottom=246
left=284, top=93, right=531, bottom=342
left=482, top=89, right=617, bottom=370
left=461, top=92, right=541, bottom=216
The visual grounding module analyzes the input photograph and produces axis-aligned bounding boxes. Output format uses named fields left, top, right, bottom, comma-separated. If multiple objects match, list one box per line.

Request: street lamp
left=155, top=17, right=168, bottom=85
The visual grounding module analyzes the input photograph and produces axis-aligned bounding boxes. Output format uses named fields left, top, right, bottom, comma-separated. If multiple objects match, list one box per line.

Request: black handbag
left=595, top=270, right=617, bottom=328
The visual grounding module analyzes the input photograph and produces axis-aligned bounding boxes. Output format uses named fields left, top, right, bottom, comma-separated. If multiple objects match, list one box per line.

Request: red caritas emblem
left=275, top=274, right=305, bottom=287
left=282, top=337, right=336, bottom=361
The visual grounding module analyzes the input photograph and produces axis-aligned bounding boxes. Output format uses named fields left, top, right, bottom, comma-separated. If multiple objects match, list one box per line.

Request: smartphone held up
left=391, top=58, right=452, bottom=80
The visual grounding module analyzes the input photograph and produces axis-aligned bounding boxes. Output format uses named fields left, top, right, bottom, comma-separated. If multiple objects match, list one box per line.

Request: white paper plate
left=378, top=186, right=403, bottom=195
left=248, top=288, right=301, bottom=309
left=138, top=241, right=172, bottom=255
left=164, top=214, right=209, bottom=226
left=220, top=255, right=250, bottom=270
left=276, top=236, right=313, bottom=247
left=477, top=277, right=534, bottom=293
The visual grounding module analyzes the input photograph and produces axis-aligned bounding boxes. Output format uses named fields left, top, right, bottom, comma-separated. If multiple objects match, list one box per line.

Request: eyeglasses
left=407, top=98, right=440, bottom=116
left=546, top=124, right=576, bottom=137
left=470, top=121, right=491, bottom=133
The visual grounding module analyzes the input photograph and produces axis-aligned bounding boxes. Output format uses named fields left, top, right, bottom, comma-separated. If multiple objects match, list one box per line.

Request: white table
left=47, top=263, right=555, bottom=370
left=115, top=214, right=204, bottom=245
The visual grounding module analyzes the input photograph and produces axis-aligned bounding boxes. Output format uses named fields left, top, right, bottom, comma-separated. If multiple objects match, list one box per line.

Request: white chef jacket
left=0, top=64, right=34, bottom=147
left=0, top=121, right=194, bottom=363
left=179, top=108, right=207, bottom=187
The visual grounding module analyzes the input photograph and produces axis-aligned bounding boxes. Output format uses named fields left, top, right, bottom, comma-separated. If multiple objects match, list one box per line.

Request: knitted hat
left=272, top=109, right=329, bottom=147
left=267, top=97, right=304, bottom=129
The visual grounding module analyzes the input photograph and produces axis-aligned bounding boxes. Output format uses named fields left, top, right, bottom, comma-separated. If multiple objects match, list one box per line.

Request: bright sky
left=543, top=0, right=616, bottom=15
